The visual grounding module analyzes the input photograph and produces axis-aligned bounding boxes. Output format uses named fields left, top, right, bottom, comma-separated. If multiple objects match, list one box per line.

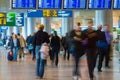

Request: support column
left=68, top=18, right=74, bottom=31
left=95, top=10, right=113, bottom=29
left=27, top=18, right=33, bottom=36
left=61, top=18, right=68, bottom=36
left=45, top=18, right=51, bottom=34
left=41, top=18, right=46, bottom=26
left=31, top=18, right=36, bottom=33
left=22, top=18, right=27, bottom=38
left=13, top=27, right=18, bottom=34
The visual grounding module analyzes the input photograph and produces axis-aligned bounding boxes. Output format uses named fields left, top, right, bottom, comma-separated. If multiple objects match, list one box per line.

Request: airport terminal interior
left=0, top=0, right=120, bottom=80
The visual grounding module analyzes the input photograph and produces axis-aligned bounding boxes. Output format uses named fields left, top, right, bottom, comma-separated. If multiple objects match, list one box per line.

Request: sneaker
left=98, top=69, right=102, bottom=72
left=78, top=77, right=82, bottom=80
left=36, top=76, right=40, bottom=79
left=73, top=76, right=78, bottom=80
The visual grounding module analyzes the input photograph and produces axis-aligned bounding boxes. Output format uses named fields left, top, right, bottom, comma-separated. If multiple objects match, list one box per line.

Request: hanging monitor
left=64, top=0, right=87, bottom=9
left=88, top=0, right=112, bottom=9
left=114, top=0, right=120, bottom=9
left=38, top=0, right=62, bottom=9
left=12, top=0, right=36, bottom=9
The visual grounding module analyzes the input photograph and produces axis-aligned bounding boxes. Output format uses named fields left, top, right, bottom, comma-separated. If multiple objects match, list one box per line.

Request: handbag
left=96, top=41, right=108, bottom=49
left=28, top=45, right=33, bottom=50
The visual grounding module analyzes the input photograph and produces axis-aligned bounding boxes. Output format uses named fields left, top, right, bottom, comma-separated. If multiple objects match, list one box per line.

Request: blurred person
left=68, top=22, right=87, bottom=80
left=26, top=34, right=33, bottom=54
left=104, top=24, right=112, bottom=68
left=50, top=31, right=61, bottom=67
left=33, top=24, right=49, bottom=78
left=8, top=35, right=20, bottom=61
left=96, top=25, right=108, bottom=72
left=39, top=43, right=49, bottom=78
left=62, top=33, right=70, bottom=60
left=17, top=33, right=26, bottom=59
left=49, top=34, right=53, bottom=60
left=31, top=32, right=36, bottom=60
left=83, top=21, right=98, bottom=80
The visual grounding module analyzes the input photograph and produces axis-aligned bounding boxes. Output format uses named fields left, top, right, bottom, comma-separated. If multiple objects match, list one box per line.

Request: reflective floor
left=0, top=47, right=120, bottom=80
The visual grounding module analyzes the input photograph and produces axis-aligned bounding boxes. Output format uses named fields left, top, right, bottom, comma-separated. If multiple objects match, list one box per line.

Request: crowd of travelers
left=1, top=22, right=112, bottom=80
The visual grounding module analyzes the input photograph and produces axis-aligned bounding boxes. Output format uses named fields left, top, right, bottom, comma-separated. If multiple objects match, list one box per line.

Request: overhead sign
left=38, top=0, right=62, bottom=9
left=27, top=10, right=72, bottom=17
left=6, top=12, right=16, bottom=26
left=12, top=0, right=36, bottom=9
left=64, top=0, right=87, bottom=9
left=88, top=0, right=112, bottom=9
left=16, top=13, right=24, bottom=26
left=0, top=13, right=6, bottom=26
left=57, top=10, right=72, bottom=17
left=27, top=10, right=43, bottom=17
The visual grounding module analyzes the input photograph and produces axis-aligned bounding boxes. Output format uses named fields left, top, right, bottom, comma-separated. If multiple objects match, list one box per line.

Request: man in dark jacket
left=33, top=24, right=49, bottom=78
left=83, top=22, right=98, bottom=80
left=62, top=33, right=70, bottom=60
left=96, top=25, right=108, bottom=72
left=50, top=31, right=61, bottom=67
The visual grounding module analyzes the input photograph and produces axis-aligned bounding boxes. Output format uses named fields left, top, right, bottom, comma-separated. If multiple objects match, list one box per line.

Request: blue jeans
left=35, top=46, right=41, bottom=76
left=39, top=59, right=46, bottom=77
left=13, top=47, right=18, bottom=60
left=51, top=47, right=60, bottom=66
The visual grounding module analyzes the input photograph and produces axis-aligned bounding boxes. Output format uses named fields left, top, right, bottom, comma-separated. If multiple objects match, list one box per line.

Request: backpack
left=7, top=51, right=13, bottom=61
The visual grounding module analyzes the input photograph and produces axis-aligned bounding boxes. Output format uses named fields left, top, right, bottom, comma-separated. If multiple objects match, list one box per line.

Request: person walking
left=33, top=24, right=49, bottom=78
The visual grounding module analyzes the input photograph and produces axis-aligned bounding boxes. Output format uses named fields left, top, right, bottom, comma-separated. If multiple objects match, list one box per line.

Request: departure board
left=114, top=0, right=120, bottom=9
left=38, top=0, right=62, bottom=9
left=64, top=0, right=87, bottom=9
left=88, top=0, right=112, bottom=9
left=12, top=0, right=36, bottom=9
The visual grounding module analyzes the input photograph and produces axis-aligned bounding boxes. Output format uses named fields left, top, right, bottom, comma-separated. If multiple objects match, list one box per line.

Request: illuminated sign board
left=88, top=0, right=112, bottom=9
left=6, top=12, right=16, bottom=26
left=16, top=13, right=24, bottom=26
left=0, top=13, right=6, bottom=26
left=27, top=10, right=72, bottom=17
left=64, top=0, right=87, bottom=9
left=12, top=0, right=36, bottom=9
left=114, top=0, right=120, bottom=9
left=38, top=0, right=62, bottom=9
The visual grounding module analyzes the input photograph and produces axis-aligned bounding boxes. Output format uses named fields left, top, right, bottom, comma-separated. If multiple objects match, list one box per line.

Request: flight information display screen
left=88, top=0, right=112, bottom=9
left=38, top=0, right=62, bottom=9
left=114, top=0, right=120, bottom=9
left=12, top=0, right=36, bottom=9
left=64, top=0, right=87, bottom=9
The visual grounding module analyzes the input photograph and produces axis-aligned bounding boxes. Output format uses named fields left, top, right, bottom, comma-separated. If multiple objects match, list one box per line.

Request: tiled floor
left=0, top=47, right=120, bottom=80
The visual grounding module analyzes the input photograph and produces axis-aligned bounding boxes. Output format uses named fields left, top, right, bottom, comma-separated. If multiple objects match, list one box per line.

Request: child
left=7, top=49, right=13, bottom=61
left=39, top=43, right=49, bottom=78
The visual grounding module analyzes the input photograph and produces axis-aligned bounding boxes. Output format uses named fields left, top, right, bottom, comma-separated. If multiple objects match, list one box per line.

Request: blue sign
left=12, top=0, right=36, bottom=9
left=16, top=13, right=24, bottom=26
left=57, top=10, right=72, bottom=17
left=64, top=0, right=87, bottom=9
left=27, top=10, right=72, bottom=18
left=38, top=0, right=62, bottom=9
left=114, top=0, right=120, bottom=9
left=89, top=0, right=112, bottom=9
left=27, top=10, right=43, bottom=17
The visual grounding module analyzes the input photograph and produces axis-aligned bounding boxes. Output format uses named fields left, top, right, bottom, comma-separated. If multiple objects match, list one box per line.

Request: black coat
left=33, top=30, right=49, bottom=46
left=68, top=30, right=86, bottom=54
left=83, top=29, right=98, bottom=48
left=97, top=30, right=107, bottom=42
left=50, top=36, right=60, bottom=49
